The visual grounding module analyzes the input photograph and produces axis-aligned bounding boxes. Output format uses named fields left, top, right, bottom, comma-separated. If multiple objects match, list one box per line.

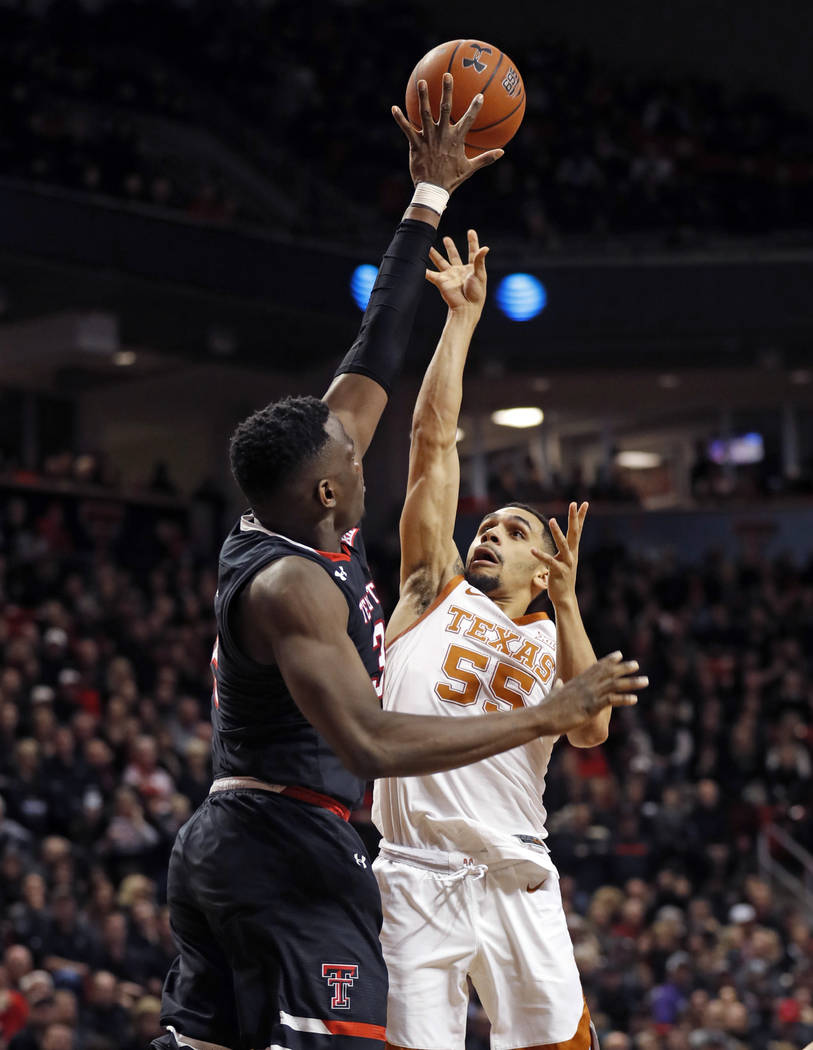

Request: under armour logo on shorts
left=354, top=852, right=367, bottom=868
left=321, top=963, right=358, bottom=1009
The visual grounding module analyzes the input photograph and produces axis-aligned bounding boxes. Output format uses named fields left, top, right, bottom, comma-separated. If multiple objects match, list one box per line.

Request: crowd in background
left=0, top=480, right=811, bottom=1049
left=1, top=0, right=813, bottom=245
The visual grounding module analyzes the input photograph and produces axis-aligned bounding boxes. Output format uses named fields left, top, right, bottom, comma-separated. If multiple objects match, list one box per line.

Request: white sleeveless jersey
left=373, top=575, right=560, bottom=866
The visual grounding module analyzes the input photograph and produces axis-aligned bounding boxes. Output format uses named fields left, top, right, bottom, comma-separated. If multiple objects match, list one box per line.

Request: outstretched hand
left=426, top=229, right=489, bottom=314
left=392, top=73, right=504, bottom=193
left=531, top=501, right=588, bottom=607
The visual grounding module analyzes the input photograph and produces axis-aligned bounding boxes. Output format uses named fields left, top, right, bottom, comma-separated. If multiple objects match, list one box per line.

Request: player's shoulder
left=386, top=567, right=465, bottom=645
left=515, top=610, right=557, bottom=650
left=246, top=556, right=341, bottom=621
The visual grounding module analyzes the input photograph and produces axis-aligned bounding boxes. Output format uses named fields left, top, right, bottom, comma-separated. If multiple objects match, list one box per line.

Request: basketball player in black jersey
left=155, top=77, right=646, bottom=1050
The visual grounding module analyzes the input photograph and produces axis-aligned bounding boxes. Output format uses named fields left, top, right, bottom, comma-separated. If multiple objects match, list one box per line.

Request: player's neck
left=253, top=509, right=344, bottom=554
left=310, top=520, right=345, bottom=554
left=488, top=592, right=532, bottom=620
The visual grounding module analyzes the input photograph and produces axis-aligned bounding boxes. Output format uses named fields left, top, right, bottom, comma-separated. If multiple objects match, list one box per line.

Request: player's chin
left=464, top=567, right=501, bottom=593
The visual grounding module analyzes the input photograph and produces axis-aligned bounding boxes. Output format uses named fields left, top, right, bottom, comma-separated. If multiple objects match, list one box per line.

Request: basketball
left=405, top=40, right=525, bottom=158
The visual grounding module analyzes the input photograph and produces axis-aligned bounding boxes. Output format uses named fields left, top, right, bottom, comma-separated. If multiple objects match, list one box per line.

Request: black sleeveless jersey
left=209, top=513, right=385, bottom=809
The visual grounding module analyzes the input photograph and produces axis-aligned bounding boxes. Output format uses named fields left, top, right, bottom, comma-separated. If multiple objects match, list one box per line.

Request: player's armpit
left=386, top=554, right=465, bottom=643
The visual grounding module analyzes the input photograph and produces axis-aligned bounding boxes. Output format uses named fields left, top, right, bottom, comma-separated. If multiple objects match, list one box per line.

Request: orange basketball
left=405, top=40, right=525, bottom=158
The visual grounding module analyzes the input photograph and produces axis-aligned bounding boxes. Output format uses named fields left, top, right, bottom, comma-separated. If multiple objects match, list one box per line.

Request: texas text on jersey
left=210, top=514, right=385, bottom=809
left=374, top=574, right=559, bottom=865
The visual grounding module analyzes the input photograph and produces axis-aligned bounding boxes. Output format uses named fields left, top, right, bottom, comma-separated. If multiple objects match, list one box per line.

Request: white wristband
left=410, top=182, right=450, bottom=215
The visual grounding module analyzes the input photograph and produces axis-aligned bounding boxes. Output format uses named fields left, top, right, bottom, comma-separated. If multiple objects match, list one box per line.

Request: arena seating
left=0, top=481, right=811, bottom=1048
left=2, top=0, right=812, bottom=245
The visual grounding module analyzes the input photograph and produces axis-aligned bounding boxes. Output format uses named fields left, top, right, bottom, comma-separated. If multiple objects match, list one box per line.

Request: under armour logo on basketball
left=354, top=852, right=367, bottom=868
left=321, top=963, right=358, bottom=1009
left=334, top=566, right=348, bottom=581
left=462, top=44, right=492, bottom=74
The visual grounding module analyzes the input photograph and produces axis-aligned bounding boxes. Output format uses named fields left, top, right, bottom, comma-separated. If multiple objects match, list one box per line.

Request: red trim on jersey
left=315, top=547, right=352, bottom=563
left=324, top=1020, right=386, bottom=1041
left=341, top=527, right=360, bottom=548
left=386, top=575, right=465, bottom=649
left=282, top=785, right=350, bottom=821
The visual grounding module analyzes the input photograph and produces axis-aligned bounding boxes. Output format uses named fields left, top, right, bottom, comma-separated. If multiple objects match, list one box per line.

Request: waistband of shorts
left=377, top=834, right=553, bottom=873
left=377, top=841, right=488, bottom=872
left=209, top=777, right=350, bottom=821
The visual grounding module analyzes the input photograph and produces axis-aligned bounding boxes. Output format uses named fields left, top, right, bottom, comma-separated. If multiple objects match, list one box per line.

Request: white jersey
left=373, top=575, right=560, bottom=867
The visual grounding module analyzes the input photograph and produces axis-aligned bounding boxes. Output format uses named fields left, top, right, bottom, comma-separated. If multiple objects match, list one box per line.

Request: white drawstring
left=437, top=860, right=488, bottom=883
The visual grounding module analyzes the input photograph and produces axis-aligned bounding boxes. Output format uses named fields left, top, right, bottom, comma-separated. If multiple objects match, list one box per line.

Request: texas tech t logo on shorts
left=321, top=963, right=358, bottom=1009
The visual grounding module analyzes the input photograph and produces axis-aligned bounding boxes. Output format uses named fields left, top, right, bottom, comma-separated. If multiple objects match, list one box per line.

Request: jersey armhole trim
left=386, top=575, right=464, bottom=649
left=513, top=611, right=550, bottom=625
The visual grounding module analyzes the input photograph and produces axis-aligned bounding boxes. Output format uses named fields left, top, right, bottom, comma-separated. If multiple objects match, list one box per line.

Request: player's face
left=323, top=414, right=365, bottom=528
left=464, top=506, right=549, bottom=599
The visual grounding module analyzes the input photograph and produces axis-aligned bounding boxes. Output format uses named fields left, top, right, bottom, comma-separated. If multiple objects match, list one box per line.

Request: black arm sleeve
left=333, top=218, right=436, bottom=396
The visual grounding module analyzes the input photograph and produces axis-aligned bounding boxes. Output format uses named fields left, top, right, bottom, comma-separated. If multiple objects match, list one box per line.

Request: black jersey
left=209, top=513, right=385, bottom=809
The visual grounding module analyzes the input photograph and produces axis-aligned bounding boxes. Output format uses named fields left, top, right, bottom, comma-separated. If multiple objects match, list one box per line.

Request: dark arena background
left=2, top=1, right=813, bottom=1048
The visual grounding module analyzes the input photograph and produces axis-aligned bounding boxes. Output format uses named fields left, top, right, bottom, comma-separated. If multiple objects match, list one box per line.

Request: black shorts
left=157, top=789, right=386, bottom=1050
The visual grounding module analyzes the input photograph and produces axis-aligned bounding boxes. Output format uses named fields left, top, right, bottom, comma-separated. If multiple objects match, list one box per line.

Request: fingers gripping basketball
left=405, top=40, right=526, bottom=158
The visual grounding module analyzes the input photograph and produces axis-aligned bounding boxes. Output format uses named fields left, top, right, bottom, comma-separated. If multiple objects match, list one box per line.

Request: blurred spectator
left=123, top=994, right=163, bottom=1050
left=82, top=970, right=130, bottom=1047
left=8, top=875, right=50, bottom=961
left=41, top=887, right=97, bottom=982
left=10, top=970, right=56, bottom=1050
left=0, top=965, right=29, bottom=1043
left=0, top=796, right=33, bottom=859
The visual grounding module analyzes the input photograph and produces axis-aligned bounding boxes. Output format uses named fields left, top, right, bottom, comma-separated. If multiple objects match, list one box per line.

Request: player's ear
left=317, top=477, right=336, bottom=509
left=531, top=562, right=549, bottom=596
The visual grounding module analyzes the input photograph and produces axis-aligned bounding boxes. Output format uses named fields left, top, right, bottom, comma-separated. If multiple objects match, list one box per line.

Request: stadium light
left=491, top=407, right=544, bottom=429
left=350, top=264, right=378, bottom=311
left=615, top=450, right=661, bottom=469
left=495, top=273, right=547, bottom=321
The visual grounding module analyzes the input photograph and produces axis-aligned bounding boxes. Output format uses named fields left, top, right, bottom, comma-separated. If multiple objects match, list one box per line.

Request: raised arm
left=244, top=557, right=647, bottom=779
left=324, top=75, right=503, bottom=458
left=385, top=231, right=488, bottom=641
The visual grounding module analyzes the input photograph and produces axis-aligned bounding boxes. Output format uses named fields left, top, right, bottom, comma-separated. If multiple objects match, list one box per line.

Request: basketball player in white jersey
left=373, top=232, right=644, bottom=1050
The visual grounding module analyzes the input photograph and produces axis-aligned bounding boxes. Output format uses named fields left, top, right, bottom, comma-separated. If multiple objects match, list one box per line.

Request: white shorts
left=374, top=845, right=593, bottom=1050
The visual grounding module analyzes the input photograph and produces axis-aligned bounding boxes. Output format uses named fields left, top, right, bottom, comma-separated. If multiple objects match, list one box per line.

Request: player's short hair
left=229, top=395, right=330, bottom=505
left=487, top=500, right=556, bottom=555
